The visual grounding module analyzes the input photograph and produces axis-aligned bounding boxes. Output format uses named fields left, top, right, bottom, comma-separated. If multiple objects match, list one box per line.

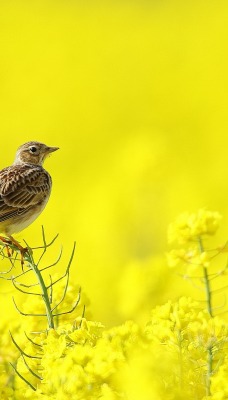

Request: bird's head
left=14, top=141, right=59, bottom=166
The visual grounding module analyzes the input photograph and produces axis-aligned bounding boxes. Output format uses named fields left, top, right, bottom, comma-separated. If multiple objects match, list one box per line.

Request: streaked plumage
left=0, top=141, right=59, bottom=236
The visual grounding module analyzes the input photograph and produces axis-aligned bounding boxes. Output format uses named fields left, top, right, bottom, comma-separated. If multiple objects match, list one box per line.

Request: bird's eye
left=29, top=146, right=38, bottom=153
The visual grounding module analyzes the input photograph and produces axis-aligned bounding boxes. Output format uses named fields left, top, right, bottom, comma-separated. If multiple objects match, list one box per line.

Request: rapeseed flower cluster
left=168, top=210, right=222, bottom=244
left=0, top=209, right=227, bottom=399
left=1, top=296, right=227, bottom=399
left=167, top=209, right=223, bottom=275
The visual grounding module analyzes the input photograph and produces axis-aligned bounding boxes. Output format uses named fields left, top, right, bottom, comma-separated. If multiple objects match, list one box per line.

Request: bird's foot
left=0, top=236, right=12, bottom=258
left=9, top=236, right=28, bottom=269
left=0, top=235, right=28, bottom=269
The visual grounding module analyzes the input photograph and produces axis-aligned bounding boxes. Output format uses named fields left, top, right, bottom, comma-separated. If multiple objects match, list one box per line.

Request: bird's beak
left=46, top=146, right=59, bottom=153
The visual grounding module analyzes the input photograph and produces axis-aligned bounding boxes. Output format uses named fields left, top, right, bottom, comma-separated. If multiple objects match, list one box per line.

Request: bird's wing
left=0, top=165, right=51, bottom=223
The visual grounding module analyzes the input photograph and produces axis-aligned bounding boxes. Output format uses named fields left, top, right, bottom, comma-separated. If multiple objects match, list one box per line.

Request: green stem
left=197, top=237, right=213, bottom=317
left=203, top=266, right=213, bottom=317
left=197, top=236, right=213, bottom=396
left=206, top=347, right=213, bottom=397
left=26, top=251, right=54, bottom=329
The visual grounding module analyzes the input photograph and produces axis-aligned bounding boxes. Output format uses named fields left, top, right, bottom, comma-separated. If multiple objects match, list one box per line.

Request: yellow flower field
left=0, top=1, right=228, bottom=398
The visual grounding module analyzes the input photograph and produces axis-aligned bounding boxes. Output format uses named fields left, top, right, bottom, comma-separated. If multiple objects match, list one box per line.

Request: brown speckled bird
left=0, top=141, right=59, bottom=256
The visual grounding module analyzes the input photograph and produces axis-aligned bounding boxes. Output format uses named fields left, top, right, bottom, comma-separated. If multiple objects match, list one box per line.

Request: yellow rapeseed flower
left=168, top=209, right=222, bottom=244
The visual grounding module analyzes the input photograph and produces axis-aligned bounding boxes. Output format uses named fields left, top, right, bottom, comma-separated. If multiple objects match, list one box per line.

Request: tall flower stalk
left=167, top=209, right=226, bottom=396
left=0, top=227, right=83, bottom=390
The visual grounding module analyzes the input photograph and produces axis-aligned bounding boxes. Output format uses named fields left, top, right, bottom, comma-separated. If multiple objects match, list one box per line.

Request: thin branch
left=9, top=363, right=36, bottom=391
left=47, top=272, right=67, bottom=289
left=75, top=305, right=86, bottom=330
left=81, top=304, right=86, bottom=320
left=49, top=275, right=53, bottom=304
left=212, top=298, right=226, bottom=311
left=211, top=285, right=228, bottom=294
left=0, top=245, right=18, bottom=273
left=22, top=245, right=35, bottom=266
left=21, top=354, right=43, bottom=380
left=12, top=297, right=46, bottom=317
left=0, top=262, right=15, bottom=275
left=175, top=273, right=204, bottom=291
left=12, top=280, right=40, bottom=288
left=9, top=267, right=33, bottom=280
left=46, top=242, right=76, bottom=289
left=53, top=288, right=81, bottom=317
left=39, top=247, right=63, bottom=273
left=30, top=231, right=59, bottom=251
left=11, top=279, right=41, bottom=296
left=51, top=272, right=69, bottom=312
left=42, top=225, right=47, bottom=249
left=209, top=267, right=228, bottom=281
left=9, top=331, right=42, bottom=360
left=24, top=332, right=42, bottom=348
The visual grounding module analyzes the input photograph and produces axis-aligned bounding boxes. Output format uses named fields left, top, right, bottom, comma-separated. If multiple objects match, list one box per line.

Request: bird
left=0, top=141, right=59, bottom=262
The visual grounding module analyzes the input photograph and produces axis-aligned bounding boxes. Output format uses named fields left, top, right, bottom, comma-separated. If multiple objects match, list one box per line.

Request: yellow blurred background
left=0, top=0, right=228, bottom=326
